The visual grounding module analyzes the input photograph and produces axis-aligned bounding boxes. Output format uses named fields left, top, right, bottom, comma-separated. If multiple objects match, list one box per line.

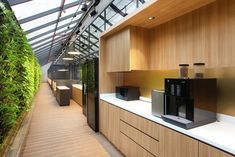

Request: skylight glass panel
left=61, top=5, right=80, bottom=18
left=26, top=24, right=56, bottom=39
left=29, top=32, right=54, bottom=43
left=12, top=0, right=61, bottom=20
left=21, top=12, right=59, bottom=31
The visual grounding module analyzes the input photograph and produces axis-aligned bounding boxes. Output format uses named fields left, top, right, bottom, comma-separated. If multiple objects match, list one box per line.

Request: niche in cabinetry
left=104, top=26, right=150, bottom=72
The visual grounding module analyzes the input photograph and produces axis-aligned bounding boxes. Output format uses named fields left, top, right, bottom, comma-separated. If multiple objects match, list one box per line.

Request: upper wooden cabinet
left=105, top=26, right=149, bottom=72
left=199, top=142, right=234, bottom=157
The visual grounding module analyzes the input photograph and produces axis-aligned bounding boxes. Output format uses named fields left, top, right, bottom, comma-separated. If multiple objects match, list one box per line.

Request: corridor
left=20, top=83, right=122, bottom=157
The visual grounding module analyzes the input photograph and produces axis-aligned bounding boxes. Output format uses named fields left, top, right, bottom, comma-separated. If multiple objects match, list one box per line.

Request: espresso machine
left=162, top=78, right=217, bottom=129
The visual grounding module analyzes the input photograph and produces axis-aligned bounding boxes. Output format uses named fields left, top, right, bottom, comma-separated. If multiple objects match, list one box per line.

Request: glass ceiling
left=9, top=0, right=91, bottom=65
left=8, top=0, right=149, bottom=65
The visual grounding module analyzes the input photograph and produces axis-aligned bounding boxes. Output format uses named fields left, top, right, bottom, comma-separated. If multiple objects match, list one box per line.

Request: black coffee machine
left=162, top=78, right=217, bottom=129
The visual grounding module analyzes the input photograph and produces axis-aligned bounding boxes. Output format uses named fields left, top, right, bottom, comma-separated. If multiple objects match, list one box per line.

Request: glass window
left=11, top=0, right=61, bottom=20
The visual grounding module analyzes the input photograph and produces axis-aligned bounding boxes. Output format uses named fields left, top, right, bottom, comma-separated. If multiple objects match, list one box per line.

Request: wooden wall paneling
left=108, top=104, right=120, bottom=149
left=99, top=100, right=109, bottom=137
left=199, top=142, right=234, bottom=157
left=130, top=26, right=150, bottom=70
left=149, top=0, right=235, bottom=69
left=159, top=126, right=198, bottom=157
left=218, top=0, right=235, bottom=67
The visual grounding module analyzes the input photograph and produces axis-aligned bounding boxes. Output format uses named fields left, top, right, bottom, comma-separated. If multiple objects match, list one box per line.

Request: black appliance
left=162, top=78, right=217, bottom=129
left=82, top=58, right=99, bottom=132
left=116, top=86, right=140, bottom=101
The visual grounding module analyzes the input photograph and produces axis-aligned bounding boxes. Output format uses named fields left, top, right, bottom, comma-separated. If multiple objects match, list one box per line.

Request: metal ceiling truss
left=90, top=23, right=103, bottom=32
left=110, top=2, right=127, bottom=17
left=25, top=11, right=83, bottom=34
left=79, top=34, right=99, bottom=48
left=99, top=14, right=112, bottom=26
left=74, top=43, right=90, bottom=54
left=18, top=0, right=83, bottom=24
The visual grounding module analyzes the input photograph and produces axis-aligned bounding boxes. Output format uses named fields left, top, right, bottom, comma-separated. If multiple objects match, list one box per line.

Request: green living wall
left=0, top=3, right=42, bottom=145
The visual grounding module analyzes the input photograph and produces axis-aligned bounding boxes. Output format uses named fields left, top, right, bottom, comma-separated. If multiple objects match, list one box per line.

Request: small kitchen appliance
left=162, top=78, right=217, bottom=129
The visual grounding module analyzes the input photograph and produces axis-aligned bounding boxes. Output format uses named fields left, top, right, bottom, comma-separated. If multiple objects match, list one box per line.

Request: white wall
left=41, top=62, right=52, bottom=82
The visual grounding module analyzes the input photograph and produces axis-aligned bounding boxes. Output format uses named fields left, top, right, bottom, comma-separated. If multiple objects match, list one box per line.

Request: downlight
left=62, top=57, right=74, bottom=61
left=68, top=51, right=82, bottom=55
left=58, top=69, right=69, bottom=72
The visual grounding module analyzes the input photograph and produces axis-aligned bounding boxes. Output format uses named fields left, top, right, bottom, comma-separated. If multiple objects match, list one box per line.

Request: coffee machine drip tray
left=162, top=115, right=216, bottom=129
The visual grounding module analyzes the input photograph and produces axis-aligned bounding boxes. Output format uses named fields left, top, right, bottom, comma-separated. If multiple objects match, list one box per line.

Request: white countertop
left=100, top=93, right=235, bottom=155
left=72, top=84, right=82, bottom=90
left=56, top=86, right=70, bottom=90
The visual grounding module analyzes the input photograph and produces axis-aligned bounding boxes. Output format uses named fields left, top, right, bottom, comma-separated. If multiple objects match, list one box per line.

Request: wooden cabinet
left=99, top=100, right=109, bottom=137
left=99, top=100, right=120, bottom=149
left=105, top=26, right=149, bottom=72
left=108, top=104, right=120, bottom=149
left=72, top=86, right=83, bottom=106
left=120, top=133, right=154, bottom=157
left=159, top=126, right=199, bottom=157
left=199, top=142, right=233, bottom=157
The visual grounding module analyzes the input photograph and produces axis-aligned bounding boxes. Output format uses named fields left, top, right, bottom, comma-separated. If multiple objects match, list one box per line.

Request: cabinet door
left=106, top=28, right=130, bottom=72
left=199, top=142, right=233, bottom=157
left=99, top=100, right=109, bottom=137
left=159, top=126, right=198, bottom=157
left=108, top=105, right=120, bottom=149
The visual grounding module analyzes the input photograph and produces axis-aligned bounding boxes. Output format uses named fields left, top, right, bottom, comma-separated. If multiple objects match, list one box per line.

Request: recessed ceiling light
left=148, top=16, right=155, bottom=20
left=62, top=57, right=74, bottom=61
left=58, top=69, right=69, bottom=72
left=68, top=51, right=81, bottom=55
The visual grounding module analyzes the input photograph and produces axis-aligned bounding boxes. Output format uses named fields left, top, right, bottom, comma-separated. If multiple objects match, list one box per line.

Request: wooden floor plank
left=20, top=83, right=123, bottom=157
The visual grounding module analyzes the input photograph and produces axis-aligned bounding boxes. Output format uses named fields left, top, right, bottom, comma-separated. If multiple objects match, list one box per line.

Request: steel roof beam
left=110, top=3, right=127, bottom=17
left=28, top=24, right=74, bottom=42
left=91, top=24, right=103, bottom=32
left=99, top=15, right=112, bottom=26
left=35, top=43, right=61, bottom=54
left=36, top=48, right=60, bottom=58
left=29, top=32, right=71, bottom=46
left=34, top=42, right=61, bottom=53
left=18, top=0, right=83, bottom=24
left=7, top=0, right=32, bottom=6
left=32, top=36, right=66, bottom=50
left=37, top=48, right=59, bottom=58
left=25, top=11, right=82, bottom=34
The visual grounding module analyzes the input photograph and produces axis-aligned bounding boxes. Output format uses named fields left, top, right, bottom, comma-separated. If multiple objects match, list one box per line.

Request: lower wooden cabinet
left=99, top=100, right=233, bottom=157
left=199, top=142, right=233, bottom=157
left=99, top=100, right=120, bottom=149
left=120, top=133, right=154, bottom=157
left=99, top=100, right=109, bottom=137
left=108, top=104, right=120, bottom=149
left=159, top=126, right=199, bottom=157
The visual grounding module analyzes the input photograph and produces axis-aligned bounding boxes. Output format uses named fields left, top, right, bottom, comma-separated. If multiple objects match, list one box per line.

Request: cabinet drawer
left=120, top=121, right=159, bottom=156
left=120, top=133, right=155, bottom=157
left=120, top=110, right=159, bottom=140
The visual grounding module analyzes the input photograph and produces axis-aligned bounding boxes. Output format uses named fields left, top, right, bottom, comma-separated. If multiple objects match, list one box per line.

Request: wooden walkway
left=20, top=83, right=122, bottom=157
